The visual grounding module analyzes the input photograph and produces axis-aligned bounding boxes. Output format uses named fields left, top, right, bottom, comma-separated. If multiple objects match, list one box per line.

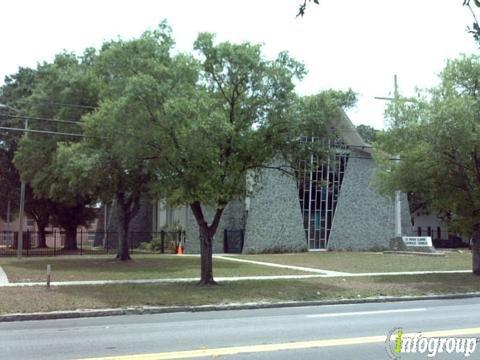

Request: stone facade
left=185, top=200, right=246, bottom=254
left=155, top=110, right=416, bottom=254
left=184, top=165, right=306, bottom=254
left=99, top=195, right=153, bottom=249
left=243, top=167, right=307, bottom=253
left=328, top=150, right=412, bottom=250
left=180, top=151, right=413, bottom=253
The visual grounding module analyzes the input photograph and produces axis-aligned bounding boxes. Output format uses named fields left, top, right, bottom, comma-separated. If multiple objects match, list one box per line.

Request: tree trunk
left=63, top=225, right=77, bottom=250
left=190, top=202, right=225, bottom=286
left=116, top=195, right=131, bottom=261
left=199, top=224, right=215, bottom=285
left=472, top=234, right=480, bottom=276
left=37, top=225, right=47, bottom=248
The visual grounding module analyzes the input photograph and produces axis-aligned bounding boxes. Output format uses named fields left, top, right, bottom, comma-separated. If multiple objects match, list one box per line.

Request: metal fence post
left=160, top=230, right=165, bottom=254
left=130, top=232, right=133, bottom=255
left=240, top=229, right=245, bottom=252
left=224, top=229, right=228, bottom=253
left=0, top=230, right=206, bottom=257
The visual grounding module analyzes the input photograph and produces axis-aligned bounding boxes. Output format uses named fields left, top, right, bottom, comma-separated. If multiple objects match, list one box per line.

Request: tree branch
left=209, top=207, right=225, bottom=235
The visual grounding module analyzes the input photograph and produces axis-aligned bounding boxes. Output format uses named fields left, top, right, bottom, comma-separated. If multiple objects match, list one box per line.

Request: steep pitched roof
left=332, top=109, right=373, bottom=155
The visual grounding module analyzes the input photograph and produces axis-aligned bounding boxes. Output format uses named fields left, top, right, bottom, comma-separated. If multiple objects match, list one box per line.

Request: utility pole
left=375, top=74, right=403, bottom=239
left=103, top=203, right=108, bottom=248
left=17, top=117, right=28, bottom=259
left=0, top=104, right=26, bottom=258
left=6, top=200, right=11, bottom=242
left=0, top=103, right=86, bottom=257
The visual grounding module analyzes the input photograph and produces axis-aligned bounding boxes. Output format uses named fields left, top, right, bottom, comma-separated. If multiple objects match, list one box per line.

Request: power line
left=0, top=126, right=85, bottom=137
left=18, top=99, right=98, bottom=110
left=1, top=114, right=81, bottom=125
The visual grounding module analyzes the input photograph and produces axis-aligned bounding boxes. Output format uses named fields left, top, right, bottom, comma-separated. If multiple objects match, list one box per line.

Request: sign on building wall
left=402, top=236, right=433, bottom=248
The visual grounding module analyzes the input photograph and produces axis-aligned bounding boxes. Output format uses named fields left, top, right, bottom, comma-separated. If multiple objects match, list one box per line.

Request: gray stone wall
left=103, top=195, right=153, bottom=249
left=128, top=196, right=154, bottom=246
left=185, top=200, right=246, bottom=254
left=243, top=166, right=307, bottom=253
left=184, top=164, right=306, bottom=254
left=328, top=151, right=412, bottom=250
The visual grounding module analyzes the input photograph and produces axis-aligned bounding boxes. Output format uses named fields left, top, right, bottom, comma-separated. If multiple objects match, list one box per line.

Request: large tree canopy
left=0, top=67, right=61, bottom=247
left=2, top=23, right=356, bottom=282
left=0, top=67, right=38, bottom=219
left=134, top=32, right=354, bottom=285
left=49, top=25, right=355, bottom=280
left=376, top=54, right=480, bottom=274
left=12, top=52, right=99, bottom=248
left=53, top=24, right=176, bottom=260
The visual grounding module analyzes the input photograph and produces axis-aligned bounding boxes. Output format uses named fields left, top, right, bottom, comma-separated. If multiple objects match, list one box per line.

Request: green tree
left=53, top=25, right=175, bottom=260
left=356, top=124, right=380, bottom=144
left=464, top=0, right=480, bottom=42
left=0, top=68, right=58, bottom=247
left=297, top=0, right=319, bottom=17
left=376, top=54, right=480, bottom=274
left=0, top=68, right=37, bottom=221
left=12, top=52, right=99, bottom=249
left=141, top=33, right=352, bottom=285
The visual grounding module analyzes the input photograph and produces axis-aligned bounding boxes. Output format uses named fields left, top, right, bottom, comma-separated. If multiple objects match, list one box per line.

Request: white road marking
left=306, top=307, right=427, bottom=318
left=79, top=326, right=480, bottom=360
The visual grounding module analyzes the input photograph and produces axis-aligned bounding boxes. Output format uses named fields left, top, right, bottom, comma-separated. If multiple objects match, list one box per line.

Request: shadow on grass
left=51, top=279, right=348, bottom=309
left=3, top=274, right=479, bottom=314
left=0, top=255, right=284, bottom=282
left=334, top=273, right=480, bottom=298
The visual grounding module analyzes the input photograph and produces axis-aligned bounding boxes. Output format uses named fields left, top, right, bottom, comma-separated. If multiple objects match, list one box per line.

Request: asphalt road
left=1, top=298, right=480, bottom=359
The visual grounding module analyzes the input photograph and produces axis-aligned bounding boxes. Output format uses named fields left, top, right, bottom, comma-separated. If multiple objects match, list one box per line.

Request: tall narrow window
left=297, top=138, right=349, bottom=250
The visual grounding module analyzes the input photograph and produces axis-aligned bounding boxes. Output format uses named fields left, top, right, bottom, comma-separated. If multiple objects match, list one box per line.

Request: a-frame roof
left=332, top=109, right=373, bottom=155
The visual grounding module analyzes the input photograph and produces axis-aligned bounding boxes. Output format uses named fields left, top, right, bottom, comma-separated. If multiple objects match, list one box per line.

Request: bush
left=137, top=232, right=183, bottom=253
left=136, top=236, right=164, bottom=253
left=245, top=245, right=307, bottom=255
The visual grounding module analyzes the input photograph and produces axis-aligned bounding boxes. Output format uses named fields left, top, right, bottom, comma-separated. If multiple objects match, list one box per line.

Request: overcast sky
left=1, top=0, right=478, bottom=129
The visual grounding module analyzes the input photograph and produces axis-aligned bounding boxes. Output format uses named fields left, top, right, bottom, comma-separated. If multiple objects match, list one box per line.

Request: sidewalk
left=0, top=266, right=9, bottom=285
left=1, top=274, right=326, bottom=287
left=0, top=270, right=472, bottom=288
left=214, top=255, right=348, bottom=276
left=214, top=255, right=472, bottom=278
left=0, top=255, right=472, bottom=288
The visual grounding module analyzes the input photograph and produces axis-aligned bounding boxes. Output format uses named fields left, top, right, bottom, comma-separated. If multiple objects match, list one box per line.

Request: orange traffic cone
left=177, top=245, right=184, bottom=255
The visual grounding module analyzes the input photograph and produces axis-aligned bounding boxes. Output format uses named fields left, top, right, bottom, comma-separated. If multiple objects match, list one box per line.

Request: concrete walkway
left=0, top=269, right=472, bottom=288
left=214, top=255, right=472, bottom=278
left=0, top=253, right=471, bottom=288
left=0, top=266, right=9, bottom=285
left=331, top=270, right=472, bottom=277
left=214, top=255, right=349, bottom=276
left=2, top=274, right=327, bottom=287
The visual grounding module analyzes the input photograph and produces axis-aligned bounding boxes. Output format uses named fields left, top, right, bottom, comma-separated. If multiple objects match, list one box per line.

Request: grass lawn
left=1, top=273, right=480, bottom=314
left=236, top=251, right=472, bottom=273
left=0, top=255, right=305, bottom=283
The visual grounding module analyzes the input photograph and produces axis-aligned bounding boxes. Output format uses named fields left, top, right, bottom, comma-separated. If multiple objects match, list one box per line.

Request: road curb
left=2, top=292, right=480, bottom=322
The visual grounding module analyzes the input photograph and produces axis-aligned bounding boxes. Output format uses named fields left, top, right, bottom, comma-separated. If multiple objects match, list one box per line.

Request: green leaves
left=144, top=33, right=308, bottom=208
left=2, top=22, right=357, bottom=241
left=378, top=54, right=480, bottom=236
left=297, top=0, right=320, bottom=17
